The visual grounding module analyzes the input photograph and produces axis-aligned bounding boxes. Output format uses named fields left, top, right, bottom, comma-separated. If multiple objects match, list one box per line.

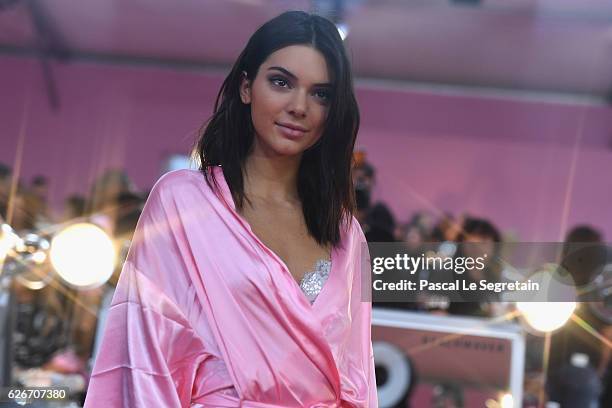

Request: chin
left=269, top=142, right=307, bottom=157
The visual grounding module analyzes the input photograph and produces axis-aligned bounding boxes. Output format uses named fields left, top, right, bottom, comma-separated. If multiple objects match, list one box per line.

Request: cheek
left=310, top=106, right=328, bottom=134
left=300, top=107, right=327, bottom=150
left=251, top=94, right=279, bottom=124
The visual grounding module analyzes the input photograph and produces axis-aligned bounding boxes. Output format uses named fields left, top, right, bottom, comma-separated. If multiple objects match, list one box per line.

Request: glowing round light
left=516, top=301, right=576, bottom=333
left=50, top=223, right=116, bottom=288
left=512, top=266, right=577, bottom=333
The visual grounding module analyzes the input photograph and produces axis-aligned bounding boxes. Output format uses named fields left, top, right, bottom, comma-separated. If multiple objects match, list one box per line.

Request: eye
left=270, top=77, right=290, bottom=88
left=314, top=89, right=331, bottom=103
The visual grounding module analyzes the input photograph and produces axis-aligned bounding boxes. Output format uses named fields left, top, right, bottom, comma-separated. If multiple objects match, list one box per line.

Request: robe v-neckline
left=208, top=165, right=337, bottom=310
left=205, top=166, right=344, bottom=402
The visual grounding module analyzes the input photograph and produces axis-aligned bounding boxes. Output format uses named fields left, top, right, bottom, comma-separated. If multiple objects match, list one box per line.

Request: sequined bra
left=299, top=259, right=332, bottom=304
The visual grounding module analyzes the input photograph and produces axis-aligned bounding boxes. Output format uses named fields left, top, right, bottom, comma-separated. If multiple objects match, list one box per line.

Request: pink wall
left=1, top=55, right=611, bottom=240
left=359, top=129, right=612, bottom=242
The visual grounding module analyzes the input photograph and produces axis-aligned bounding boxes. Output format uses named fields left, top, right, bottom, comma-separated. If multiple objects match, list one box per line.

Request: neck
left=243, top=151, right=302, bottom=205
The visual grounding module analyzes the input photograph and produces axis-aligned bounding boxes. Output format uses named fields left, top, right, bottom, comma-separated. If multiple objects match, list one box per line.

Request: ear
left=239, top=71, right=251, bottom=104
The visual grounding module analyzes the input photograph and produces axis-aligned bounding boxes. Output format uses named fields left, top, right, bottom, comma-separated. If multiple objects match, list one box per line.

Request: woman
left=84, top=10, right=377, bottom=408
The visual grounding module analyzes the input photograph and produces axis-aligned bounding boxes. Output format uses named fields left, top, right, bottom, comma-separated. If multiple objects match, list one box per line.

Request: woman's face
left=240, top=45, right=332, bottom=157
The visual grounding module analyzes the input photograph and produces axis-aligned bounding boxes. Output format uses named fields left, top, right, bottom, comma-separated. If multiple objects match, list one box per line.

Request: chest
left=238, top=202, right=330, bottom=284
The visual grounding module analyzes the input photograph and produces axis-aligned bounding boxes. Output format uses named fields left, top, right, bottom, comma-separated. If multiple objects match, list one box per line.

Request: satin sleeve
left=341, top=220, right=378, bottom=408
left=343, top=292, right=378, bottom=408
left=84, top=174, right=210, bottom=407
left=84, top=261, right=208, bottom=407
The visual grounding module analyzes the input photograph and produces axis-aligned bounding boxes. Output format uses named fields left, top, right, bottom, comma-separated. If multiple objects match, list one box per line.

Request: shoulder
left=144, top=168, right=232, bottom=217
left=139, top=169, right=216, bottom=218
left=135, top=169, right=216, bottom=238
left=147, top=169, right=208, bottom=202
left=151, top=169, right=203, bottom=192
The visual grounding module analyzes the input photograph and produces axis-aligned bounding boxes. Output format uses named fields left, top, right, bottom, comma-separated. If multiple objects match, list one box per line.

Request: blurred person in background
left=353, top=159, right=374, bottom=224
left=87, top=169, right=134, bottom=234
left=365, top=203, right=396, bottom=242
left=374, top=213, right=426, bottom=312
left=431, top=213, right=462, bottom=243
left=0, top=162, right=11, bottom=219
left=353, top=158, right=396, bottom=242
left=397, top=213, right=430, bottom=257
left=547, top=225, right=611, bottom=407
left=7, top=186, right=36, bottom=233
left=0, top=169, right=52, bottom=232
left=111, top=190, right=145, bottom=284
left=352, top=151, right=373, bottom=199
left=394, top=214, right=430, bottom=310
left=21, top=175, right=51, bottom=228
left=457, top=217, right=501, bottom=280
left=62, top=194, right=87, bottom=222
left=429, top=213, right=463, bottom=262
left=446, top=217, right=502, bottom=317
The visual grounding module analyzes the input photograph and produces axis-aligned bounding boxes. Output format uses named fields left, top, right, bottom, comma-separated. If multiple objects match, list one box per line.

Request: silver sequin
left=299, top=259, right=332, bottom=304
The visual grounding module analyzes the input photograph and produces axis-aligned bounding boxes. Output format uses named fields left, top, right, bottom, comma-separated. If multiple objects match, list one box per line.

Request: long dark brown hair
left=195, top=10, right=360, bottom=246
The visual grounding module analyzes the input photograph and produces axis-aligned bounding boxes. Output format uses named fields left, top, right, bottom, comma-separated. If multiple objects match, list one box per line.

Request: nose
left=287, top=88, right=307, bottom=118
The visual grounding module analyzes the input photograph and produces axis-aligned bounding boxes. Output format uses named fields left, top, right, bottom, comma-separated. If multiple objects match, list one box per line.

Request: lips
left=275, top=122, right=308, bottom=139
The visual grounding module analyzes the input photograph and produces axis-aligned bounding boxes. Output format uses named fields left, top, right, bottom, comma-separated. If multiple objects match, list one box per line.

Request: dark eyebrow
left=267, top=66, right=332, bottom=88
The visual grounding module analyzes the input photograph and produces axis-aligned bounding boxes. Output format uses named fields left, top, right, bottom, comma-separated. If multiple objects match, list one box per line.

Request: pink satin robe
left=84, top=167, right=377, bottom=407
